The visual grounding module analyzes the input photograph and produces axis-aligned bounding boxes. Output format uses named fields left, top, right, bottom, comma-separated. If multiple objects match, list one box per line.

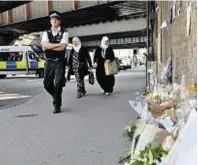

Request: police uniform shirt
left=41, top=26, right=69, bottom=45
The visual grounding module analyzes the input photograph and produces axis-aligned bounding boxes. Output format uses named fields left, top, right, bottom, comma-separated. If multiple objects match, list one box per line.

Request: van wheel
left=37, top=69, right=44, bottom=78
left=0, top=74, right=6, bottom=79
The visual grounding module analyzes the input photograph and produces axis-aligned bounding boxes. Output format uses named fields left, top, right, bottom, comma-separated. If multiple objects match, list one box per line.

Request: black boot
left=81, top=86, right=86, bottom=96
left=77, top=93, right=82, bottom=99
left=82, top=90, right=87, bottom=96
left=53, top=107, right=61, bottom=114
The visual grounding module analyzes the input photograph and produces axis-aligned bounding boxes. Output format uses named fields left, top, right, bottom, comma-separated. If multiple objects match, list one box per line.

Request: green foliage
left=131, top=143, right=168, bottom=165
left=119, top=143, right=168, bottom=165
left=119, top=148, right=132, bottom=164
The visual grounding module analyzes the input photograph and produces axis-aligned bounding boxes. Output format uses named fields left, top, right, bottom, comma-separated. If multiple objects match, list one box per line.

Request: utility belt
left=46, top=58, right=62, bottom=61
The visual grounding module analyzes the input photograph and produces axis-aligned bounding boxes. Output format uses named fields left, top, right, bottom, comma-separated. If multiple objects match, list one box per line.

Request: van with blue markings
left=0, top=46, right=45, bottom=78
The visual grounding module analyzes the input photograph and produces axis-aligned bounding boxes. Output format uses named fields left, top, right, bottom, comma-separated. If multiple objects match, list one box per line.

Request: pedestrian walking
left=94, top=36, right=115, bottom=96
left=41, top=11, right=69, bottom=114
left=67, top=37, right=92, bottom=98
left=133, top=55, right=138, bottom=68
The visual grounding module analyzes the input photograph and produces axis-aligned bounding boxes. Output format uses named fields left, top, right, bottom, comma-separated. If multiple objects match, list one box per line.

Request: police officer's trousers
left=43, top=60, right=65, bottom=108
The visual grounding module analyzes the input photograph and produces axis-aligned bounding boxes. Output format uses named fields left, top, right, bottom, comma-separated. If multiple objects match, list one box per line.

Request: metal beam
left=72, top=0, right=78, bottom=10
left=0, top=13, right=2, bottom=24
left=0, top=1, right=146, bottom=34
left=6, top=10, right=12, bottom=24
left=24, top=3, right=30, bottom=20
left=0, top=1, right=31, bottom=13
left=82, top=36, right=148, bottom=49
left=68, top=18, right=146, bottom=37
left=46, top=0, right=51, bottom=16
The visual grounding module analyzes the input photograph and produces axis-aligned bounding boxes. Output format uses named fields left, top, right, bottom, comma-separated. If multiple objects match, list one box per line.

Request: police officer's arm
left=41, top=32, right=61, bottom=50
left=42, top=42, right=63, bottom=50
left=51, top=31, right=68, bottom=51
left=50, top=44, right=67, bottom=51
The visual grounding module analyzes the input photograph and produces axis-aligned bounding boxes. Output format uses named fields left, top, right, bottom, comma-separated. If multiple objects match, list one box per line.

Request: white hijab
left=100, top=36, right=109, bottom=58
left=72, top=37, right=81, bottom=53
left=100, top=36, right=109, bottom=49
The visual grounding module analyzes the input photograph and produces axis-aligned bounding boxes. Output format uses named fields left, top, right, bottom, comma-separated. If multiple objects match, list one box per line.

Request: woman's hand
left=110, top=58, right=114, bottom=62
left=94, top=63, right=97, bottom=68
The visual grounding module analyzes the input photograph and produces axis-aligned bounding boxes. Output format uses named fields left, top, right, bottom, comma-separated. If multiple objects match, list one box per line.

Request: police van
left=0, top=46, right=45, bottom=78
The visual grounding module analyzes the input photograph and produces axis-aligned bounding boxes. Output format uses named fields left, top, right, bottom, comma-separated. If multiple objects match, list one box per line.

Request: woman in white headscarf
left=67, top=37, right=92, bottom=98
left=94, top=36, right=115, bottom=96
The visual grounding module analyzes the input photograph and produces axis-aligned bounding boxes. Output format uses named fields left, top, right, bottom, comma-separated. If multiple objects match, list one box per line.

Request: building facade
left=156, top=1, right=197, bottom=84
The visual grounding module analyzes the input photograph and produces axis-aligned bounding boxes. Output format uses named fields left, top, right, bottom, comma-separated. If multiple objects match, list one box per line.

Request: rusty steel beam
left=6, top=10, right=12, bottom=24
left=0, top=13, right=2, bottom=24
left=24, top=3, right=30, bottom=20
left=46, top=0, right=51, bottom=16
left=72, top=0, right=78, bottom=10
left=0, top=1, right=31, bottom=13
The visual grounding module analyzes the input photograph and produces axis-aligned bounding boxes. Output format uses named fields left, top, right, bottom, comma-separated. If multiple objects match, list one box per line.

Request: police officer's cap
left=49, top=11, right=62, bottom=20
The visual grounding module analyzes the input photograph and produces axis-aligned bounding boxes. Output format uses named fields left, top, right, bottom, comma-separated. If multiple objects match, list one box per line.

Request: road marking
left=7, top=74, right=37, bottom=78
left=0, top=91, right=31, bottom=100
left=26, top=79, right=41, bottom=82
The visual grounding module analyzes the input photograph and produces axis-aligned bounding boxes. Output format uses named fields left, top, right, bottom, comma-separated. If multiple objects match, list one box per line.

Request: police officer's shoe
left=53, top=107, right=61, bottom=114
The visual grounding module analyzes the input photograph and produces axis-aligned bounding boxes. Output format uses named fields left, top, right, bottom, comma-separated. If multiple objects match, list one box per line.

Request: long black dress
left=68, top=46, right=92, bottom=96
left=94, top=46, right=115, bottom=93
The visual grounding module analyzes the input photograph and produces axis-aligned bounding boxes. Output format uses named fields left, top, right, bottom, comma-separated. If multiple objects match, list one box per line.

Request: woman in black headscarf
left=94, top=36, right=115, bottom=96
left=68, top=37, right=92, bottom=98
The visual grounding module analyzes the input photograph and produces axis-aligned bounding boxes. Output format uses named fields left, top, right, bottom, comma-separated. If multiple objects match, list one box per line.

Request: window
left=0, top=52, right=23, bottom=61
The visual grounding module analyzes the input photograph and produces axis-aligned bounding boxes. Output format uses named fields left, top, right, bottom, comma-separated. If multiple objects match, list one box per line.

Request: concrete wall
left=157, top=1, right=197, bottom=83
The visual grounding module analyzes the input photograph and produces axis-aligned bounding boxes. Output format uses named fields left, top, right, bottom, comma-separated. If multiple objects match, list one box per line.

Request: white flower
left=125, top=126, right=131, bottom=132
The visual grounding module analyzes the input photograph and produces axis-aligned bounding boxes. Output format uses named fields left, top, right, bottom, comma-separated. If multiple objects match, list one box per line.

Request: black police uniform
left=43, top=26, right=67, bottom=113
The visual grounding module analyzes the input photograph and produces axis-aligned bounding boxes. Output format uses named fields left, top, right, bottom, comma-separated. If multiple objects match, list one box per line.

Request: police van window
left=0, top=52, right=23, bottom=61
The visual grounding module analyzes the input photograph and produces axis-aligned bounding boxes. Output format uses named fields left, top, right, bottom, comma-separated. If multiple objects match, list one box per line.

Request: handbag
left=104, top=59, right=118, bottom=76
left=88, top=70, right=95, bottom=85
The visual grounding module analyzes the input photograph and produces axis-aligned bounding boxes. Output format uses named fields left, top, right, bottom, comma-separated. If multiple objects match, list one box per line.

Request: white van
left=0, top=45, right=45, bottom=78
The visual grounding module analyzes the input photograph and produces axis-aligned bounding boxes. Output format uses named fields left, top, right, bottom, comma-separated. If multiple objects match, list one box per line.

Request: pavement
left=0, top=67, right=146, bottom=165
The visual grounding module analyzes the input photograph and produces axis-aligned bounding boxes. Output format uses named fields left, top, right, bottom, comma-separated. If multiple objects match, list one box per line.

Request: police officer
left=41, top=11, right=68, bottom=114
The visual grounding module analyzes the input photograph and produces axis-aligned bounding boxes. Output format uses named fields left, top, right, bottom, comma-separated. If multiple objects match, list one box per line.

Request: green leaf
left=148, top=149, right=154, bottom=164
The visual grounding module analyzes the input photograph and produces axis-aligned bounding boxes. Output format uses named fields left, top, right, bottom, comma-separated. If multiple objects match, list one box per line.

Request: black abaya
left=94, top=46, right=115, bottom=93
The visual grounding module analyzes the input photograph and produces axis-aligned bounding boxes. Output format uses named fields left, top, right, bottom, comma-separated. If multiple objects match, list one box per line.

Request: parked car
left=119, top=58, right=131, bottom=70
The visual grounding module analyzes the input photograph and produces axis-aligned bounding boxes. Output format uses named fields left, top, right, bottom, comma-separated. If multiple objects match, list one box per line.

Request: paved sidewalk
left=0, top=69, right=146, bottom=165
